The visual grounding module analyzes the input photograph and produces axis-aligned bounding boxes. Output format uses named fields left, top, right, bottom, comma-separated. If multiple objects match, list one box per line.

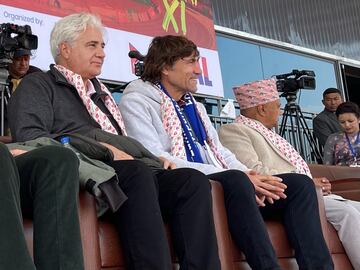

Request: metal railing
left=194, top=95, right=322, bottom=164
left=105, top=81, right=322, bottom=163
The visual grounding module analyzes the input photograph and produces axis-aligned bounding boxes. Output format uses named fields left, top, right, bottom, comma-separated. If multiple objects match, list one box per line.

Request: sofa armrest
left=314, top=185, right=331, bottom=250
left=78, top=191, right=101, bottom=270
left=308, top=164, right=360, bottom=201
left=209, top=180, right=235, bottom=270
left=308, top=163, right=360, bottom=180
left=329, top=178, right=360, bottom=201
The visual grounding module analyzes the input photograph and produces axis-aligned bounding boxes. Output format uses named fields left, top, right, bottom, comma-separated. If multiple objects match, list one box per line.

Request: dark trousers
left=0, top=144, right=84, bottom=270
left=107, top=160, right=220, bottom=270
left=208, top=170, right=333, bottom=270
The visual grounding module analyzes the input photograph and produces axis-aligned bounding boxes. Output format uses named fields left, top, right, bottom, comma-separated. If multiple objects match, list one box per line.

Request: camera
left=0, top=23, right=38, bottom=66
left=128, top=50, right=145, bottom=77
left=275, top=69, right=316, bottom=93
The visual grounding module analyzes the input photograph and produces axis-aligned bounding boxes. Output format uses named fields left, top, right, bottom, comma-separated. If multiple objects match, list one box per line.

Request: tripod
left=278, top=91, right=322, bottom=163
left=0, top=65, right=11, bottom=136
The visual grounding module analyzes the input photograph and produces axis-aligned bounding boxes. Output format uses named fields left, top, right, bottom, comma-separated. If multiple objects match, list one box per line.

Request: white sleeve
left=196, top=104, right=249, bottom=172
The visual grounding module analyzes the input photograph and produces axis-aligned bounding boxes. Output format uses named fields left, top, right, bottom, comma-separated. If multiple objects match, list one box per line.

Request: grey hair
left=50, top=12, right=105, bottom=63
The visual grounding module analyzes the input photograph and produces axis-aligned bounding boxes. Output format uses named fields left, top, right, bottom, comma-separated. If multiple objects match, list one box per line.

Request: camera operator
left=0, top=23, right=40, bottom=142
left=8, top=48, right=42, bottom=92
left=313, top=88, right=343, bottom=148
left=0, top=48, right=42, bottom=143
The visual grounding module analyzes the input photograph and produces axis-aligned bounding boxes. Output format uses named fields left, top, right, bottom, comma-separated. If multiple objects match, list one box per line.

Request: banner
left=0, top=1, right=224, bottom=97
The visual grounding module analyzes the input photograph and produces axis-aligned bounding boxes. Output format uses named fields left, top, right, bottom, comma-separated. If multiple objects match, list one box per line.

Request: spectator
left=0, top=142, right=83, bottom=270
left=313, top=88, right=343, bottom=147
left=219, top=79, right=360, bottom=269
left=323, top=101, right=360, bottom=166
left=119, top=35, right=333, bottom=270
left=8, top=13, right=221, bottom=269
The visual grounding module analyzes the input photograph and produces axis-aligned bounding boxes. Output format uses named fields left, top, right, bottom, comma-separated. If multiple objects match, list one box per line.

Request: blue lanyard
left=181, top=94, right=207, bottom=146
left=157, top=83, right=204, bottom=163
left=345, top=131, right=360, bottom=159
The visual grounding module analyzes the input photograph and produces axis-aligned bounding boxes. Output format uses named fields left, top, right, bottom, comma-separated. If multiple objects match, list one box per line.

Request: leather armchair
left=309, top=164, right=360, bottom=201
left=309, top=164, right=358, bottom=270
left=96, top=181, right=234, bottom=270
left=222, top=185, right=350, bottom=270
left=24, top=192, right=101, bottom=270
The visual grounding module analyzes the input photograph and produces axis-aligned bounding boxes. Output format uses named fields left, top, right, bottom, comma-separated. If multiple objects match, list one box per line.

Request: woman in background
left=323, top=101, right=360, bottom=166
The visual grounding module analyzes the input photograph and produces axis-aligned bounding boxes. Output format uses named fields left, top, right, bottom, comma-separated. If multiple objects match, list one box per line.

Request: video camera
left=0, top=23, right=38, bottom=66
left=275, top=69, right=316, bottom=93
left=128, top=50, right=145, bottom=77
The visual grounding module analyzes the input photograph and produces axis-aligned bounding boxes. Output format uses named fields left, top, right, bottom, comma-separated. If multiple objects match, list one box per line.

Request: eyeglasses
left=181, top=56, right=200, bottom=65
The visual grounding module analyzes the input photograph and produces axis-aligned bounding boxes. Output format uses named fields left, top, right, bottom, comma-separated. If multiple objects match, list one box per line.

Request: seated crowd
left=1, top=11, right=359, bottom=270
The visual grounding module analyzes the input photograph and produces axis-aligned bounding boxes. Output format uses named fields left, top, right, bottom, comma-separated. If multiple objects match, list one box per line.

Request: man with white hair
left=219, top=78, right=360, bottom=269
left=8, top=13, right=221, bottom=270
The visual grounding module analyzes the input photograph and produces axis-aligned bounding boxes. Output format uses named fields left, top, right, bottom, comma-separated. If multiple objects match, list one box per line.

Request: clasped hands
left=246, top=170, right=287, bottom=207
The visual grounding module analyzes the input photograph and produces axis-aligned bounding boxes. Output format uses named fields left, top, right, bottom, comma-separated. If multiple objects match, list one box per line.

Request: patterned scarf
left=235, top=115, right=312, bottom=177
left=55, top=65, right=127, bottom=135
left=155, top=83, right=228, bottom=169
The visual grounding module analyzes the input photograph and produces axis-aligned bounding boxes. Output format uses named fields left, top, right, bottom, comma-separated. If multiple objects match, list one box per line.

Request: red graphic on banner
left=2, top=0, right=216, bottom=50
left=129, top=43, right=138, bottom=75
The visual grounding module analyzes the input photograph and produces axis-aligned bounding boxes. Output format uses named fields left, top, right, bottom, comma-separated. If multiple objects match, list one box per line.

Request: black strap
left=90, top=91, right=123, bottom=135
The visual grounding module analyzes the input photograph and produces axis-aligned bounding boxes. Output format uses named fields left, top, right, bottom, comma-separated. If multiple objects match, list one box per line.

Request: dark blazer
left=8, top=64, right=163, bottom=171
left=313, top=109, right=342, bottom=147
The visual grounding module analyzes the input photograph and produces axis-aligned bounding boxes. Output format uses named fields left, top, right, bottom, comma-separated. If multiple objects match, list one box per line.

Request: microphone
left=128, top=50, right=145, bottom=61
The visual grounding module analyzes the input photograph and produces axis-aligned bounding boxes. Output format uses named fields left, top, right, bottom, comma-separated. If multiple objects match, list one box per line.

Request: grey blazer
left=313, top=109, right=342, bottom=147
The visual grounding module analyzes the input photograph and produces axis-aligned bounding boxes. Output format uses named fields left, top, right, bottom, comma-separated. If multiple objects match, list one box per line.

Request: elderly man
left=219, top=79, right=360, bottom=269
left=8, top=13, right=221, bottom=270
left=313, top=88, right=343, bottom=147
left=119, top=35, right=333, bottom=270
left=0, top=143, right=83, bottom=270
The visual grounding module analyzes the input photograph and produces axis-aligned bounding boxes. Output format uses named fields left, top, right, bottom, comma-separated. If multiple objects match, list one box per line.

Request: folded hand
left=313, top=177, right=332, bottom=195
left=159, top=156, right=177, bottom=170
left=10, top=149, right=28, bottom=157
left=99, top=142, right=134, bottom=161
left=246, top=170, right=287, bottom=206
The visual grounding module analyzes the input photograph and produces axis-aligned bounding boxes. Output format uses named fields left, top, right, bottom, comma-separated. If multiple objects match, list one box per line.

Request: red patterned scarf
left=155, top=84, right=228, bottom=168
left=236, top=115, right=312, bottom=177
left=55, top=65, right=127, bottom=135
